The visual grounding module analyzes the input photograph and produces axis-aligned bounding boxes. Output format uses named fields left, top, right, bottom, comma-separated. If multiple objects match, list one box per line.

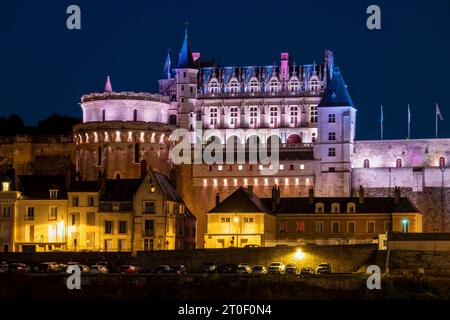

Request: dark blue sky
left=0, top=0, right=449, bottom=140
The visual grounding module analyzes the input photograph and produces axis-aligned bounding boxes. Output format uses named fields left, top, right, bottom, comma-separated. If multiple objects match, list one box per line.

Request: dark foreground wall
left=0, top=245, right=378, bottom=273
left=389, top=250, right=450, bottom=276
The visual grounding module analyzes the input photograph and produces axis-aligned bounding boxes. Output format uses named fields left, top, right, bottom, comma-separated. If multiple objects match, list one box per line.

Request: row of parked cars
left=201, top=262, right=332, bottom=275
left=0, top=261, right=109, bottom=274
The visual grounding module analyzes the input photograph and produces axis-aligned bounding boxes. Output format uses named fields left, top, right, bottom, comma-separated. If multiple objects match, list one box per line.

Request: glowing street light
left=294, top=249, right=305, bottom=260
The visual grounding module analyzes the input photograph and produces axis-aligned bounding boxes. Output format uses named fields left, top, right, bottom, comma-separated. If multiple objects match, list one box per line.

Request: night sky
left=0, top=0, right=449, bottom=140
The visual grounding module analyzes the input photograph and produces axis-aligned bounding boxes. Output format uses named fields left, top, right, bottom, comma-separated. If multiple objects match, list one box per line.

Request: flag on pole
left=437, top=103, right=444, bottom=121
left=407, top=104, right=411, bottom=139
left=436, top=103, right=444, bottom=138
left=380, top=105, right=384, bottom=140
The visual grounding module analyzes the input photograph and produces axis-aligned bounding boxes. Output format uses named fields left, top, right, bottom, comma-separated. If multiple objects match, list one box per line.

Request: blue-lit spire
left=318, top=67, right=354, bottom=107
left=177, top=25, right=196, bottom=69
left=162, top=50, right=172, bottom=79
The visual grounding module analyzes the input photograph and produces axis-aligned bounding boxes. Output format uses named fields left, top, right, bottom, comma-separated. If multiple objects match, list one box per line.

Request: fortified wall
left=0, top=135, right=75, bottom=178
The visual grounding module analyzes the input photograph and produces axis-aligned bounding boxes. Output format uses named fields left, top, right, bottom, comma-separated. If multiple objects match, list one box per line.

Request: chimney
left=358, top=185, right=365, bottom=204
left=215, top=192, right=220, bottom=207
left=308, top=186, right=314, bottom=204
left=394, top=186, right=401, bottom=204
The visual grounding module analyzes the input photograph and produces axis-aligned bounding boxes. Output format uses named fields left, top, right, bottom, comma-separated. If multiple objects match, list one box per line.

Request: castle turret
left=313, top=67, right=357, bottom=196
left=175, top=27, right=199, bottom=131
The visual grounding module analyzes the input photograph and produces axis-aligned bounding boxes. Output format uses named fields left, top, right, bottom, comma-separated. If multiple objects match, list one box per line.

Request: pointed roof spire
left=318, top=67, right=354, bottom=107
left=162, top=49, right=172, bottom=79
left=177, top=23, right=196, bottom=69
left=104, top=76, right=113, bottom=93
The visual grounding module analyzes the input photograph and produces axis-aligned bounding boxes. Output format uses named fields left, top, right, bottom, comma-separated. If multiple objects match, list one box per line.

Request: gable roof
left=318, top=67, right=354, bottom=107
left=153, top=171, right=184, bottom=203
left=208, top=187, right=272, bottom=214
left=19, top=175, right=67, bottom=200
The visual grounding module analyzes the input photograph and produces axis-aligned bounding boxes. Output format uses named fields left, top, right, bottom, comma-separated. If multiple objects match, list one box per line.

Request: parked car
left=300, top=267, right=315, bottom=275
left=89, top=264, right=108, bottom=274
left=218, top=263, right=237, bottom=274
left=201, top=262, right=219, bottom=273
left=67, top=262, right=90, bottom=274
left=0, top=261, right=8, bottom=273
left=268, top=262, right=286, bottom=274
left=120, top=264, right=141, bottom=274
left=34, top=262, right=61, bottom=273
left=244, top=244, right=260, bottom=248
left=251, top=265, right=268, bottom=274
left=8, top=263, right=31, bottom=273
left=235, top=264, right=251, bottom=274
left=151, top=265, right=171, bottom=274
left=285, top=263, right=299, bottom=275
left=316, top=263, right=332, bottom=274
left=169, top=265, right=187, bottom=275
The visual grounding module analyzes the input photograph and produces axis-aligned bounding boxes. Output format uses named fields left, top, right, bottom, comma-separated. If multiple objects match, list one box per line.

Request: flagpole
left=380, top=105, right=384, bottom=140
left=436, top=103, right=439, bottom=138
left=407, top=104, right=410, bottom=140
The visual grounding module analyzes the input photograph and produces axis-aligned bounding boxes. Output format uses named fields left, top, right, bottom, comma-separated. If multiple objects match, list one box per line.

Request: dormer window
left=2, top=181, right=10, bottom=192
left=209, top=79, right=220, bottom=93
left=315, top=203, right=324, bottom=213
left=331, top=203, right=340, bottom=213
left=309, top=76, right=321, bottom=92
left=347, top=202, right=356, bottom=213
left=49, top=189, right=58, bottom=199
left=249, top=80, right=259, bottom=93
left=228, top=79, right=240, bottom=93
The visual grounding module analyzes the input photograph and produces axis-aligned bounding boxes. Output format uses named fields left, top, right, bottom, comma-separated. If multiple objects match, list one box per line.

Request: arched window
left=116, top=174, right=121, bottom=180
left=439, top=156, right=446, bottom=168
left=396, top=158, right=402, bottom=168
left=133, top=109, right=138, bottom=121
left=134, top=143, right=140, bottom=164
left=363, top=159, right=370, bottom=168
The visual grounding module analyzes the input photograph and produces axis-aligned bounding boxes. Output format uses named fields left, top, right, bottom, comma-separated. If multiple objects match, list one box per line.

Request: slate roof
left=318, top=67, right=354, bottom=107
left=209, top=187, right=419, bottom=215
left=100, top=179, right=142, bottom=202
left=19, top=175, right=67, bottom=200
left=208, top=187, right=272, bottom=214
left=68, top=180, right=99, bottom=192
left=177, top=29, right=196, bottom=69
left=153, top=171, right=184, bottom=203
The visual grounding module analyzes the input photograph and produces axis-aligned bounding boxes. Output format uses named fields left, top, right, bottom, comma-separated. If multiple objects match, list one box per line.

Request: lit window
left=331, top=203, right=340, bottom=213
left=49, top=190, right=58, bottom=200
left=49, top=207, right=58, bottom=221
left=402, top=219, right=409, bottom=233
left=238, top=165, right=243, bottom=171
left=218, top=165, right=223, bottom=171
left=279, top=164, right=284, bottom=170
left=315, top=203, right=324, bottom=213
left=296, top=221, right=305, bottom=233
left=300, top=164, right=305, bottom=170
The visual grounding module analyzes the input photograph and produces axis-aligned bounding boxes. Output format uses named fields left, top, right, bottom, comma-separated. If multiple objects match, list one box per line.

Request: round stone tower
left=74, top=78, right=175, bottom=180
